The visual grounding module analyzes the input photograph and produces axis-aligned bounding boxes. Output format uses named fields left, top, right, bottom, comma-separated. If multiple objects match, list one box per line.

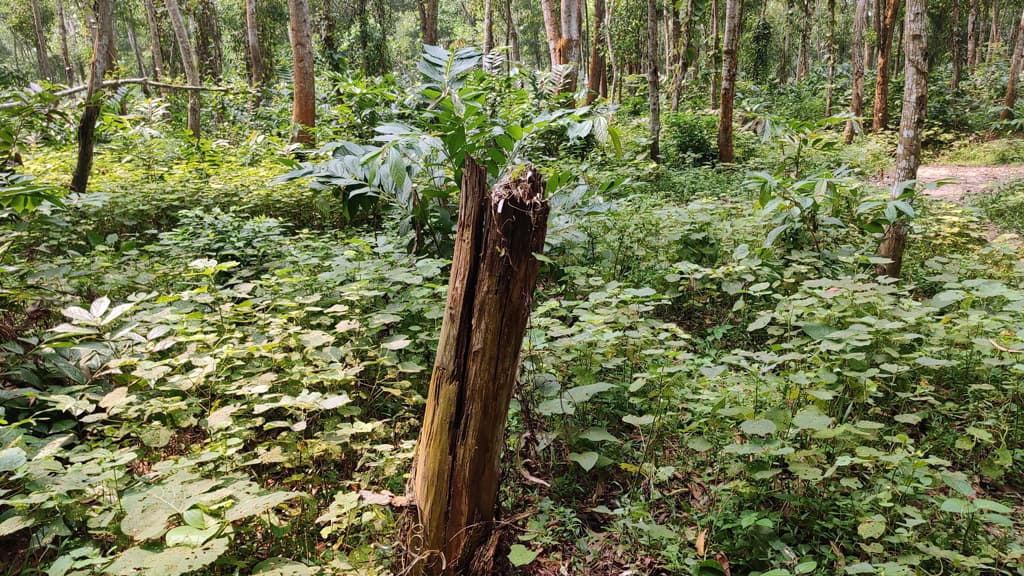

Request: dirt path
left=914, top=164, right=1024, bottom=203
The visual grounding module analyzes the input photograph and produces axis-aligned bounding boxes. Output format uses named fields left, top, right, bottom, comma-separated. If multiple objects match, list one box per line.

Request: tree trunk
left=987, top=0, right=999, bottom=62
left=585, top=0, right=607, bottom=103
left=797, top=0, right=812, bottom=80
left=846, top=0, right=869, bottom=142
left=144, top=0, right=165, bottom=85
left=288, top=0, right=316, bottom=145
left=967, top=0, right=979, bottom=66
left=71, top=0, right=114, bottom=193
left=777, top=0, right=792, bottom=84
left=825, top=0, right=837, bottom=115
left=483, top=0, right=494, bottom=57
left=56, top=0, right=75, bottom=83
left=710, top=0, right=721, bottom=106
left=244, top=0, right=270, bottom=89
left=194, top=0, right=223, bottom=82
left=558, top=0, right=582, bottom=92
left=541, top=0, right=561, bottom=69
left=125, top=17, right=149, bottom=85
left=872, top=0, right=900, bottom=132
left=505, top=0, right=521, bottom=65
left=163, top=0, right=202, bottom=138
left=878, top=0, right=928, bottom=279
left=671, top=0, right=693, bottom=110
left=418, top=0, right=439, bottom=45
left=605, top=0, right=619, bottom=101
left=30, top=0, right=52, bottom=80
left=952, top=0, right=962, bottom=89
left=648, top=0, right=661, bottom=161
left=408, top=157, right=549, bottom=576
left=718, top=0, right=742, bottom=162
left=1000, top=6, right=1024, bottom=120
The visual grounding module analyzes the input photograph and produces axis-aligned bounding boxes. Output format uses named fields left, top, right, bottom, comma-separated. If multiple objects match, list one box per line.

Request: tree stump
left=407, top=157, right=549, bottom=575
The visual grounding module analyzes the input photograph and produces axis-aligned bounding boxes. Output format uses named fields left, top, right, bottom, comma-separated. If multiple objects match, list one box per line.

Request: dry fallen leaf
left=696, top=528, right=707, bottom=558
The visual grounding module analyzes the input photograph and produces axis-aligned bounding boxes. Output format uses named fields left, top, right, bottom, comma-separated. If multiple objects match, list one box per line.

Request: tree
left=585, top=0, right=607, bottom=104
left=29, top=0, right=51, bottom=80
left=846, top=0, right=869, bottom=143
left=670, top=0, right=694, bottom=110
left=55, top=0, right=74, bottom=83
left=986, top=0, right=999, bottom=62
left=967, top=0, right=979, bottom=67
left=483, top=0, right=494, bottom=57
left=796, top=0, right=813, bottom=80
left=951, top=0, right=962, bottom=89
left=825, top=0, right=837, bottom=114
left=777, top=0, right=793, bottom=84
left=873, top=0, right=900, bottom=132
left=878, top=0, right=928, bottom=278
left=718, top=0, right=742, bottom=162
left=143, top=0, right=165, bottom=84
left=418, top=0, right=438, bottom=45
left=541, top=0, right=582, bottom=93
left=409, top=159, right=548, bottom=576
left=244, top=0, right=270, bottom=88
left=647, top=0, right=660, bottom=161
left=1000, top=5, right=1024, bottom=120
left=288, top=0, right=315, bottom=145
left=163, top=0, right=202, bottom=137
left=194, top=0, right=223, bottom=81
left=70, top=0, right=114, bottom=193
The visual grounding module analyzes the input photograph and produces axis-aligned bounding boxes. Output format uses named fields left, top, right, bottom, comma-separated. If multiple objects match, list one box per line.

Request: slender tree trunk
left=846, top=0, right=869, bottom=142
left=825, top=0, right=837, bottom=114
left=778, top=0, right=792, bottom=83
left=967, top=0, right=979, bottom=66
left=245, top=0, right=270, bottom=89
left=557, top=0, right=582, bottom=92
left=648, top=0, right=661, bottom=161
left=987, top=0, right=999, bottom=62
left=797, top=0, right=812, bottom=80
left=194, top=0, right=223, bottom=81
left=56, top=0, right=75, bottom=83
left=541, top=0, right=561, bottom=69
left=288, top=0, right=316, bottom=144
left=408, top=158, right=548, bottom=576
left=505, top=0, right=521, bottom=64
left=483, top=0, right=494, bottom=57
left=144, top=0, right=165, bottom=85
left=718, top=0, right=742, bottom=162
left=872, top=0, right=900, bottom=132
left=605, top=0, right=620, bottom=101
left=1000, top=6, right=1024, bottom=120
left=30, top=0, right=52, bottom=80
left=872, top=0, right=882, bottom=63
left=710, top=0, right=721, bottom=106
left=125, top=18, right=149, bottom=83
left=585, top=0, right=607, bottom=103
left=71, top=0, right=114, bottom=193
left=878, top=0, right=927, bottom=279
left=952, top=0, right=962, bottom=89
left=671, top=0, right=693, bottom=110
left=418, top=0, right=439, bottom=45
left=163, top=0, right=201, bottom=137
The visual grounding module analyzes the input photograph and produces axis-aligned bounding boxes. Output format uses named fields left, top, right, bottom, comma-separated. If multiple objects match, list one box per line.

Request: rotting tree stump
left=407, top=157, right=549, bottom=575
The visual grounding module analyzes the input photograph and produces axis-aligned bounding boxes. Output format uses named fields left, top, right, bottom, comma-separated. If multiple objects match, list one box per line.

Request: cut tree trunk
left=408, top=157, right=549, bottom=576
left=648, top=0, right=660, bottom=161
left=71, top=0, right=114, bottom=193
left=878, top=0, right=928, bottom=278
left=163, top=0, right=202, bottom=137
left=288, top=0, right=316, bottom=144
left=872, top=0, right=900, bottom=132
left=845, top=0, right=868, bottom=142
left=718, top=0, right=742, bottom=162
left=1000, top=6, right=1024, bottom=120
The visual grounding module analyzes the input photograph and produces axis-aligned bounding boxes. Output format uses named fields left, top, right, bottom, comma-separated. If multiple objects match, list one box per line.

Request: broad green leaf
left=740, top=418, right=776, bottom=436
left=623, top=414, right=655, bottom=427
left=792, top=408, right=832, bottom=431
left=857, top=515, right=886, bottom=539
left=165, top=524, right=220, bottom=547
left=747, top=313, right=773, bottom=331
left=0, top=515, right=34, bottom=536
left=578, top=427, right=618, bottom=443
left=253, top=558, right=314, bottom=575
left=507, top=544, right=538, bottom=567
left=569, top=451, right=599, bottom=471
left=106, top=538, right=229, bottom=576
left=0, top=447, right=27, bottom=472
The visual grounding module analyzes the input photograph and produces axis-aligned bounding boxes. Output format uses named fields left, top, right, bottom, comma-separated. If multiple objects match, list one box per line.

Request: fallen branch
left=0, top=77, right=244, bottom=109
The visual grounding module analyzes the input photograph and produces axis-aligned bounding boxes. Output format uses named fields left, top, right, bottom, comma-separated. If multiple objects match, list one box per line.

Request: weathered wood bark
left=878, top=0, right=928, bottom=278
left=71, top=0, right=114, bottom=193
left=718, top=0, right=742, bottom=162
left=967, top=0, right=980, bottom=66
left=245, top=0, right=270, bottom=88
left=288, top=0, right=316, bottom=144
left=872, top=0, right=900, bottom=132
left=846, top=0, right=869, bottom=143
left=585, top=0, right=607, bottom=104
left=143, top=0, right=165, bottom=85
left=952, top=0, right=962, bottom=89
left=408, top=158, right=549, bottom=576
left=56, top=0, right=74, bottom=83
left=163, top=0, right=202, bottom=138
left=30, top=0, right=52, bottom=80
left=648, top=0, right=661, bottom=161
left=1000, top=6, right=1024, bottom=120
left=418, top=0, right=439, bottom=45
